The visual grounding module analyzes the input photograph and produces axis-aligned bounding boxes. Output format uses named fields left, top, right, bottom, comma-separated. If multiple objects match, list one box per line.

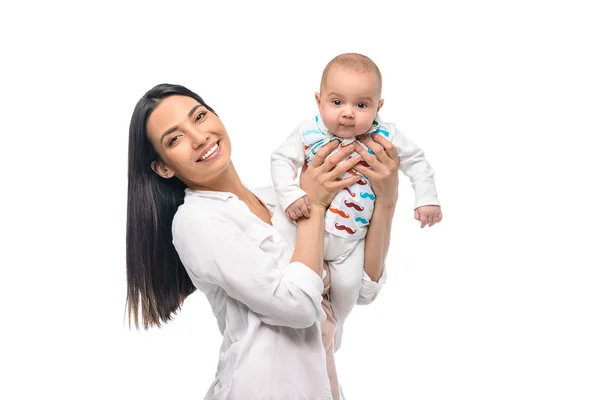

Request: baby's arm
left=285, top=196, right=310, bottom=221
left=271, top=125, right=309, bottom=218
left=386, top=124, right=442, bottom=227
left=414, top=205, right=443, bottom=228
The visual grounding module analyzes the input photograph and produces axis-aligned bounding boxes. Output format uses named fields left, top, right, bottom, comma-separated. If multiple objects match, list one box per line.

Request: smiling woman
left=125, top=83, right=398, bottom=399
left=146, top=95, right=233, bottom=190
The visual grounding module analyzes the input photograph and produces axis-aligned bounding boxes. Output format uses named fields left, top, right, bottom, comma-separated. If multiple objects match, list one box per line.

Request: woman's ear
left=151, top=160, right=175, bottom=179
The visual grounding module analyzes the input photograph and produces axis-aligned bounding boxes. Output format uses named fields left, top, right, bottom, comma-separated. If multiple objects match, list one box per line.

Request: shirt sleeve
left=172, top=210, right=326, bottom=329
left=386, top=123, right=441, bottom=209
left=270, top=124, right=308, bottom=211
left=356, top=265, right=387, bottom=305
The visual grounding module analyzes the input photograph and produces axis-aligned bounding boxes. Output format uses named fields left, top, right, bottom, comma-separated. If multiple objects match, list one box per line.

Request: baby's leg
left=324, top=235, right=365, bottom=352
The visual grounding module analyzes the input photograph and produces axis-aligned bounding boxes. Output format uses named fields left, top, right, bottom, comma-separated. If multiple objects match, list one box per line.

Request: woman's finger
left=311, top=139, right=341, bottom=167
left=357, top=134, right=387, bottom=159
left=357, top=135, right=398, bottom=171
left=351, top=163, right=373, bottom=180
left=371, top=134, right=399, bottom=162
left=320, top=143, right=357, bottom=172
left=331, top=174, right=361, bottom=192
left=352, top=144, right=381, bottom=172
left=327, top=153, right=363, bottom=180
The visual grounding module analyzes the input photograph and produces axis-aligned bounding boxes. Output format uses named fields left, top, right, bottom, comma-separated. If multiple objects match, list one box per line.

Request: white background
left=1, top=0, right=599, bottom=399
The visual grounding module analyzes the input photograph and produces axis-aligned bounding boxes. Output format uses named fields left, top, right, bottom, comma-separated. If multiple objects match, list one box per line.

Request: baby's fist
left=285, top=196, right=311, bottom=221
left=414, top=205, right=443, bottom=228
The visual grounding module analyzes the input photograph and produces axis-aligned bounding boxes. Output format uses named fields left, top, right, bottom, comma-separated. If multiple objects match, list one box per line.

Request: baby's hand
left=285, top=196, right=311, bottom=221
left=414, top=205, right=443, bottom=228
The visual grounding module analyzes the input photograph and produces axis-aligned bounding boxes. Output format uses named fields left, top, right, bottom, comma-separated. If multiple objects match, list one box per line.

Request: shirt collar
left=184, top=186, right=275, bottom=208
left=315, top=113, right=383, bottom=137
left=184, top=188, right=235, bottom=201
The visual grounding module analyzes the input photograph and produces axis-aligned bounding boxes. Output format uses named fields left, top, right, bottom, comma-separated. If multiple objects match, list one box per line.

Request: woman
left=126, top=84, right=399, bottom=399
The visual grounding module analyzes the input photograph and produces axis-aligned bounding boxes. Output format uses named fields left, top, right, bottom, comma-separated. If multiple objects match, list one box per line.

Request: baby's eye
left=332, top=100, right=342, bottom=106
left=357, top=102, right=368, bottom=109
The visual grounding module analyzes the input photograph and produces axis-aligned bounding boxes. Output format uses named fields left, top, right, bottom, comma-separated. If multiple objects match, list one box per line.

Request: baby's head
left=316, top=53, right=384, bottom=139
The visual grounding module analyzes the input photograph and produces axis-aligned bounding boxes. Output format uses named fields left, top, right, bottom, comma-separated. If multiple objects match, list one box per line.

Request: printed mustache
left=355, top=217, right=368, bottom=224
left=313, top=139, right=325, bottom=154
left=347, top=168, right=358, bottom=175
left=334, top=223, right=356, bottom=234
left=343, top=187, right=356, bottom=198
left=329, top=207, right=349, bottom=218
left=360, top=192, right=375, bottom=200
left=375, top=128, right=390, bottom=137
left=356, top=179, right=367, bottom=186
left=358, top=161, right=370, bottom=168
left=302, top=129, right=322, bottom=136
left=344, top=200, right=364, bottom=211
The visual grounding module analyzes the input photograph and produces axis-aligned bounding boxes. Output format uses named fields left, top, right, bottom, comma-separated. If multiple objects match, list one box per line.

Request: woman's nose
left=188, top=128, right=208, bottom=149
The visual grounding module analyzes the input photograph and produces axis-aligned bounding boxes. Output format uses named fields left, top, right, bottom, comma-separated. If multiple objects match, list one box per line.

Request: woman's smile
left=197, top=141, right=221, bottom=162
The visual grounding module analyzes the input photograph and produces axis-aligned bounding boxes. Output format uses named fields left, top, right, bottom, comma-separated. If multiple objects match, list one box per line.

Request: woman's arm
left=363, top=199, right=396, bottom=282
left=173, top=212, right=326, bottom=329
left=291, top=141, right=362, bottom=276
left=353, top=134, right=400, bottom=301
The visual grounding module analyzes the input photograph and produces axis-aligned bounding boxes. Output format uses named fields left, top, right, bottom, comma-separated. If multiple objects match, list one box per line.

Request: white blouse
left=172, top=186, right=385, bottom=400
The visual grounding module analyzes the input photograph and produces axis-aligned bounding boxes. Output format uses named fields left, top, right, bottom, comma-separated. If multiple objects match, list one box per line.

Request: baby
left=271, top=53, right=442, bottom=349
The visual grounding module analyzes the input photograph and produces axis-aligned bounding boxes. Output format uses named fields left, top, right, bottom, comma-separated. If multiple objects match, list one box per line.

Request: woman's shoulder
left=250, top=185, right=276, bottom=205
left=172, top=191, right=230, bottom=238
left=172, top=186, right=275, bottom=240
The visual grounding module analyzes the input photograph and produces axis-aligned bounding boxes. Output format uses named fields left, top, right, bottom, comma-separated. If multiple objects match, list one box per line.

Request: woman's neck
left=196, top=162, right=271, bottom=224
left=194, top=162, right=250, bottom=200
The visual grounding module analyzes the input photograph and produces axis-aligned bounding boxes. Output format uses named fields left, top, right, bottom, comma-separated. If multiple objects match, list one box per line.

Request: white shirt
left=172, top=186, right=385, bottom=400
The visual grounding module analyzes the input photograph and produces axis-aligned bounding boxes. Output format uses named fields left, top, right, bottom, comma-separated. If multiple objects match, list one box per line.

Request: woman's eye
left=168, top=136, right=180, bottom=146
left=195, top=112, right=207, bottom=122
left=332, top=100, right=341, bottom=106
left=357, top=102, right=367, bottom=109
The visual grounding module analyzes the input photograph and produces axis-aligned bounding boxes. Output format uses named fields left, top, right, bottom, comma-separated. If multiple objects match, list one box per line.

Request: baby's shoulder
left=372, top=119, right=399, bottom=139
left=294, top=116, right=320, bottom=132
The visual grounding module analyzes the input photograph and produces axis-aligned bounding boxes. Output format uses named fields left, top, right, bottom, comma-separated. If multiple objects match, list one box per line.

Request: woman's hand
left=352, top=134, right=400, bottom=206
left=300, top=140, right=362, bottom=209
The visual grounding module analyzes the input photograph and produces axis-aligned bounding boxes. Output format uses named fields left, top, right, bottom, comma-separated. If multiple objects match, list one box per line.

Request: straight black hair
left=126, top=84, right=215, bottom=329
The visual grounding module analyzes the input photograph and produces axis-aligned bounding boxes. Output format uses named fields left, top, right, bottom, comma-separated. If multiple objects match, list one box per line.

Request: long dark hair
left=126, top=84, right=216, bottom=329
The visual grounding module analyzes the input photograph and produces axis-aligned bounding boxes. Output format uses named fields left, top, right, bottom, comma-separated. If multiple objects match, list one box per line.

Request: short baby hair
left=320, top=53, right=382, bottom=95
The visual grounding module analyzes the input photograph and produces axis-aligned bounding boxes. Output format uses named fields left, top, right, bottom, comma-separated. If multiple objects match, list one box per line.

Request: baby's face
left=316, top=66, right=382, bottom=139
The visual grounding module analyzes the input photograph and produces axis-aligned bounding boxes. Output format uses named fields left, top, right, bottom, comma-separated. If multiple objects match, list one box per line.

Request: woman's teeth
left=200, top=143, right=219, bottom=160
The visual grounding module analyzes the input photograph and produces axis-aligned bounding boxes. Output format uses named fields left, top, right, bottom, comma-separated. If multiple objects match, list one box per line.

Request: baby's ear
left=314, top=91, right=321, bottom=106
left=377, top=99, right=385, bottom=112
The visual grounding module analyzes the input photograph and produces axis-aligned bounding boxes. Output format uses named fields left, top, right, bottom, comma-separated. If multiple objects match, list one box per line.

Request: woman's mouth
left=197, top=141, right=220, bottom=162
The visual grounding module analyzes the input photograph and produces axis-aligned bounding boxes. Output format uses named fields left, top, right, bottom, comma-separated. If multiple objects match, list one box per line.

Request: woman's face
left=146, top=95, right=232, bottom=189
